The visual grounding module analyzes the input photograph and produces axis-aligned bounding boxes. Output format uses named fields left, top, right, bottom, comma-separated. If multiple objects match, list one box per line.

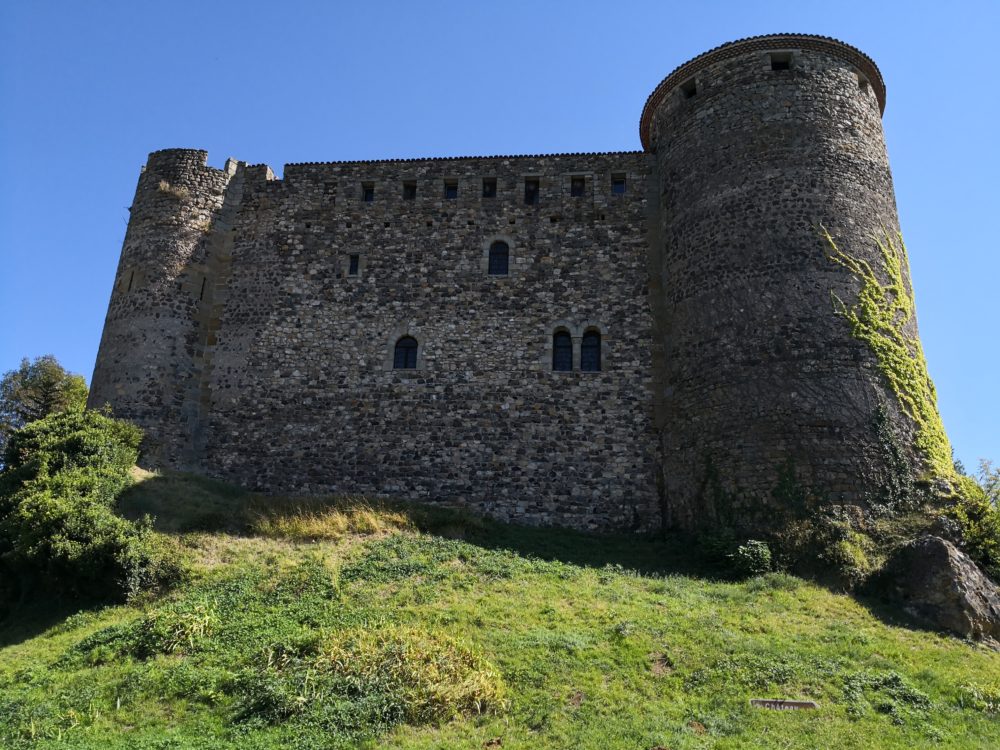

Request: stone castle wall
left=89, top=34, right=932, bottom=533
left=199, top=153, right=662, bottom=530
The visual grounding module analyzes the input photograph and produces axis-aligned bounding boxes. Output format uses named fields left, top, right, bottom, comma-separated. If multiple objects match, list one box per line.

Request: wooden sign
left=750, top=699, right=818, bottom=711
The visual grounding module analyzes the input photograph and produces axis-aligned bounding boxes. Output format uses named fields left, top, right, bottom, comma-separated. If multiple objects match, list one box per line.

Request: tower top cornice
left=639, top=33, right=886, bottom=151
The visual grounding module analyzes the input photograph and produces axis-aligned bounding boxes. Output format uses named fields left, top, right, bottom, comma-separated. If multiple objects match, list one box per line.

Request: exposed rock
left=874, top=535, right=1000, bottom=646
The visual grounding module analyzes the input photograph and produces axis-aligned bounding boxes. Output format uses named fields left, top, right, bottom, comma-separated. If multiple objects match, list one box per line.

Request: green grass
left=1, top=471, right=998, bottom=749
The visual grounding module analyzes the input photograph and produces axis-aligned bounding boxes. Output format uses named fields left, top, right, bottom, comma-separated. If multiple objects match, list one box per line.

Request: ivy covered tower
left=642, top=34, right=944, bottom=528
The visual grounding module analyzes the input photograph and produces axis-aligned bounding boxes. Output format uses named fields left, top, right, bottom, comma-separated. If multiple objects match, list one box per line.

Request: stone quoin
left=89, top=34, right=936, bottom=533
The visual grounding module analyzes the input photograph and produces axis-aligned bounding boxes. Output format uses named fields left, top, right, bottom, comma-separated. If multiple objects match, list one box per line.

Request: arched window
left=552, top=331, right=572, bottom=371
left=581, top=329, right=601, bottom=372
left=394, top=336, right=418, bottom=369
left=488, top=241, right=509, bottom=275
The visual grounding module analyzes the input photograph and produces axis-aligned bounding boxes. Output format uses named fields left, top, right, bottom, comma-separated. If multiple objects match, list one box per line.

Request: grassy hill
left=1, top=470, right=998, bottom=749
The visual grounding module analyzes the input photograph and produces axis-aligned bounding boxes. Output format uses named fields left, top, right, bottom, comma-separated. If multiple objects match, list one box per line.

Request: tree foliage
left=951, top=460, right=1000, bottom=581
left=0, top=355, right=88, bottom=465
left=0, top=410, right=181, bottom=602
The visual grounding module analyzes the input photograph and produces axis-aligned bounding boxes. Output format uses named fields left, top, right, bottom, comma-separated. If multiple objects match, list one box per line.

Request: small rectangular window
left=570, top=176, right=585, bottom=197
left=611, top=174, right=626, bottom=195
left=680, top=78, right=697, bottom=99
left=482, top=178, right=497, bottom=198
left=444, top=180, right=458, bottom=199
left=348, top=254, right=359, bottom=276
left=362, top=183, right=375, bottom=202
left=770, top=52, right=792, bottom=71
left=524, top=178, right=539, bottom=205
left=403, top=181, right=416, bottom=200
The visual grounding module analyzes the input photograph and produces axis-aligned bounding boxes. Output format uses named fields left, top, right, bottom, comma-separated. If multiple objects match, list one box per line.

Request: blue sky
left=1, top=1, right=997, bottom=469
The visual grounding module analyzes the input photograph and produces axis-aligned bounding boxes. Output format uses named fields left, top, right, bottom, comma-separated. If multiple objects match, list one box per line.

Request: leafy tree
left=951, top=460, right=1000, bottom=582
left=0, top=410, right=181, bottom=602
left=977, top=459, right=999, bottom=510
left=0, top=355, right=88, bottom=465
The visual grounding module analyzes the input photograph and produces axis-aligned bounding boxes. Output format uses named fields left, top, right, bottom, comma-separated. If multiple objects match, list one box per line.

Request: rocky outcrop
left=874, top=535, right=1000, bottom=646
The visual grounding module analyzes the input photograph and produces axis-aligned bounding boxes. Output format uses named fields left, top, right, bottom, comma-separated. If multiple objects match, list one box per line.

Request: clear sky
left=1, top=1, right=997, bottom=470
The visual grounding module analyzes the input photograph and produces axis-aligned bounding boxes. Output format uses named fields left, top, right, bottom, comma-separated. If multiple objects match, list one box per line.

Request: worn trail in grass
left=1, top=472, right=998, bottom=749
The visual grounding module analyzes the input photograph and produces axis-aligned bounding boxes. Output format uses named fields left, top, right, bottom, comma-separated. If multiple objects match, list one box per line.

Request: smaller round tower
left=89, top=149, right=236, bottom=466
left=641, top=34, right=928, bottom=528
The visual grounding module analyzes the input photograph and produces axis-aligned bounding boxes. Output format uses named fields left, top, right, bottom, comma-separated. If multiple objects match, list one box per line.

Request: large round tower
left=89, top=149, right=238, bottom=467
left=642, top=34, right=928, bottom=528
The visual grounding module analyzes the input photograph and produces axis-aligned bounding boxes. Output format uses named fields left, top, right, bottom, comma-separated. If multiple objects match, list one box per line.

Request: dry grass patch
left=249, top=496, right=414, bottom=541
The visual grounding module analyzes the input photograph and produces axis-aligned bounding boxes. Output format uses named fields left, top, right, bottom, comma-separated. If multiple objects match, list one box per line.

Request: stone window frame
left=383, top=323, right=428, bottom=371
left=610, top=173, right=627, bottom=196
left=524, top=176, right=541, bottom=206
left=679, top=76, right=698, bottom=100
left=541, top=320, right=610, bottom=372
left=767, top=50, right=794, bottom=71
left=569, top=174, right=587, bottom=198
left=480, top=234, right=517, bottom=279
left=345, top=252, right=366, bottom=279
left=580, top=326, right=602, bottom=372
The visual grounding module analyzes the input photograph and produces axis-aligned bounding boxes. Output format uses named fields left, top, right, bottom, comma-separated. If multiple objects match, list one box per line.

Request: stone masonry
left=89, top=34, right=935, bottom=532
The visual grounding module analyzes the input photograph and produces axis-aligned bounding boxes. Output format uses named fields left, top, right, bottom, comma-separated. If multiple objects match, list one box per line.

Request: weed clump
left=233, top=627, right=507, bottom=736
left=157, top=180, right=189, bottom=200
left=842, top=670, right=932, bottom=725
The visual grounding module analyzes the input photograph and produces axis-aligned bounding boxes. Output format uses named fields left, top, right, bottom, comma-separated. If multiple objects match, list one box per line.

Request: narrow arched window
left=394, top=336, right=418, bottom=369
left=552, top=331, right=572, bottom=371
left=581, top=330, right=601, bottom=372
left=488, top=241, right=509, bottom=275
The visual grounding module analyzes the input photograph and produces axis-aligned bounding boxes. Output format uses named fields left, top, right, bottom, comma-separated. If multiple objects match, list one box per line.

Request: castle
left=89, top=34, right=937, bottom=532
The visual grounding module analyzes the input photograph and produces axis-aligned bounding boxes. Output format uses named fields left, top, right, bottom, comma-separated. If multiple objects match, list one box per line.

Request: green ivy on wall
left=823, top=227, right=953, bottom=482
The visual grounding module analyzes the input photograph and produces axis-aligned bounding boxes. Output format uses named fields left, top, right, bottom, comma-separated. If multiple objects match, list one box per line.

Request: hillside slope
left=1, top=471, right=998, bottom=749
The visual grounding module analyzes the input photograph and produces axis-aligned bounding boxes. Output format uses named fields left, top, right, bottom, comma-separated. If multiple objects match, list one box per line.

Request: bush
left=0, top=410, right=182, bottom=600
left=730, top=539, right=772, bottom=577
left=949, top=472, right=1000, bottom=581
left=771, top=509, right=878, bottom=590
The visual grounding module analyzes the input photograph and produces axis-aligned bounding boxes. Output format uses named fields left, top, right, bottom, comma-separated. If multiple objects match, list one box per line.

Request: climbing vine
left=822, top=227, right=953, bottom=481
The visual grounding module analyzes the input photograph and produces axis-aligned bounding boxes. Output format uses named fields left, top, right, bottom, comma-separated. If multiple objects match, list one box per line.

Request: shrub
left=730, top=539, right=772, bottom=577
left=949, top=471, right=1000, bottom=581
left=771, top=509, right=878, bottom=590
left=0, top=410, right=182, bottom=600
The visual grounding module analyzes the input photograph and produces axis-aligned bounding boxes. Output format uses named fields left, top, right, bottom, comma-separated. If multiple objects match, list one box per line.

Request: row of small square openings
left=360, top=175, right=627, bottom=203
left=678, top=52, right=795, bottom=100
left=342, top=243, right=508, bottom=279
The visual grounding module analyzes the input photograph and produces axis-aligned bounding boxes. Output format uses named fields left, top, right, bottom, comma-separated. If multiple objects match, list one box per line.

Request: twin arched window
left=488, top=241, right=509, bottom=275
left=581, top=330, right=601, bottom=371
left=552, top=331, right=573, bottom=371
left=394, top=336, right=418, bottom=369
left=552, top=329, right=601, bottom=371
